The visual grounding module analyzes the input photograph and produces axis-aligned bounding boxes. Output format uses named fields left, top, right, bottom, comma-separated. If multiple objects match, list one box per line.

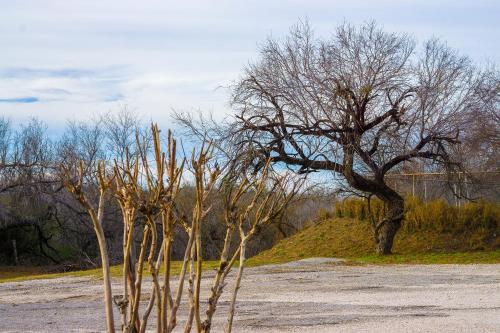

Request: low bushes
left=334, top=197, right=499, bottom=251
left=335, top=197, right=498, bottom=233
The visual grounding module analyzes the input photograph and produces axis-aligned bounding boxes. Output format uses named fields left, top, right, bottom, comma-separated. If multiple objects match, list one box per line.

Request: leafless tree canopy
left=229, top=21, right=499, bottom=254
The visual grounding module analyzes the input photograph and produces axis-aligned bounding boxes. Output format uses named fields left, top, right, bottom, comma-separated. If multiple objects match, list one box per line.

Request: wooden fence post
left=12, top=239, right=18, bottom=266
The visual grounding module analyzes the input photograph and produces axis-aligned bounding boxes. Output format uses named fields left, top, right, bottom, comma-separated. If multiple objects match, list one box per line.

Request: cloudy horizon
left=1, top=0, right=499, bottom=135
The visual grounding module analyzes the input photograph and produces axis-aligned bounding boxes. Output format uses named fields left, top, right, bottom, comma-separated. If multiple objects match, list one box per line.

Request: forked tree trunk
left=374, top=194, right=404, bottom=255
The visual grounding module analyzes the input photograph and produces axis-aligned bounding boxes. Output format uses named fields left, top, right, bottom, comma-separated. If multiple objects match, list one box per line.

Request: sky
left=0, top=0, right=499, bottom=136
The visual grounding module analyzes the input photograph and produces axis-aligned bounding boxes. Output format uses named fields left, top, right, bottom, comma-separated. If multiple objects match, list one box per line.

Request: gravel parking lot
left=1, top=259, right=499, bottom=332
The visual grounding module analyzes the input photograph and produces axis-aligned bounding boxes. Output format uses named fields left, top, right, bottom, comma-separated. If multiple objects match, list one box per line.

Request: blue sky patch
left=0, top=97, right=39, bottom=103
left=0, top=68, right=95, bottom=79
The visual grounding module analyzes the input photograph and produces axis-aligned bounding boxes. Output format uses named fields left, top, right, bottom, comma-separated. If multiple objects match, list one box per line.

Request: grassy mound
left=250, top=216, right=500, bottom=265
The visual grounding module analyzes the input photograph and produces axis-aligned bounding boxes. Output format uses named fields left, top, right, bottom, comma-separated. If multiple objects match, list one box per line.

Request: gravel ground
left=0, top=258, right=499, bottom=332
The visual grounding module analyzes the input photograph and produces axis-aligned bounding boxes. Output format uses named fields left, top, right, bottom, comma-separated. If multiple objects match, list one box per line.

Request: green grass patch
left=351, top=250, right=500, bottom=264
left=249, top=216, right=500, bottom=266
left=0, top=261, right=222, bottom=284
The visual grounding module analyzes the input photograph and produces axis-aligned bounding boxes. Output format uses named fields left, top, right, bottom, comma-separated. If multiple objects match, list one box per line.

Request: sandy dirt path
left=0, top=259, right=499, bottom=332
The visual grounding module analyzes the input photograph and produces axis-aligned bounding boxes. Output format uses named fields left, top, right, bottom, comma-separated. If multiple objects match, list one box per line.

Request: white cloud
left=0, top=0, right=498, bottom=132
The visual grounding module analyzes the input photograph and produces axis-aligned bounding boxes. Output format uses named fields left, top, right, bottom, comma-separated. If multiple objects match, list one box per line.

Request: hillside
left=250, top=217, right=500, bottom=265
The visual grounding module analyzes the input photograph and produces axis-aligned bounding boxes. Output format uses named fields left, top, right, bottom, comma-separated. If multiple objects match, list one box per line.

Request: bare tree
left=59, top=119, right=107, bottom=182
left=451, top=67, right=500, bottom=198
left=0, top=117, right=11, bottom=168
left=102, top=107, right=148, bottom=166
left=229, top=21, right=498, bottom=254
left=0, top=118, right=68, bottom=265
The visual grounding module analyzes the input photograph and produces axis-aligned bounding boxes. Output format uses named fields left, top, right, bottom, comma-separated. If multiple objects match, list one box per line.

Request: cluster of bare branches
left=0, top=111, right=148, bottom=266
left=0, top=109, right=324, bottom=267
left=61, top=123, right=301, bottom=332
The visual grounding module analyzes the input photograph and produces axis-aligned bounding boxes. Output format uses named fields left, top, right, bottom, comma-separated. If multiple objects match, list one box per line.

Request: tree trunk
left=94, top=194, right=115, bottom=333
left=375, top=195, right=404, bottom=255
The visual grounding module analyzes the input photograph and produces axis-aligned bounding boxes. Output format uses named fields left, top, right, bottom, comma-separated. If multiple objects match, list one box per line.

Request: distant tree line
left=0, top=111, right=332, bottom=267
